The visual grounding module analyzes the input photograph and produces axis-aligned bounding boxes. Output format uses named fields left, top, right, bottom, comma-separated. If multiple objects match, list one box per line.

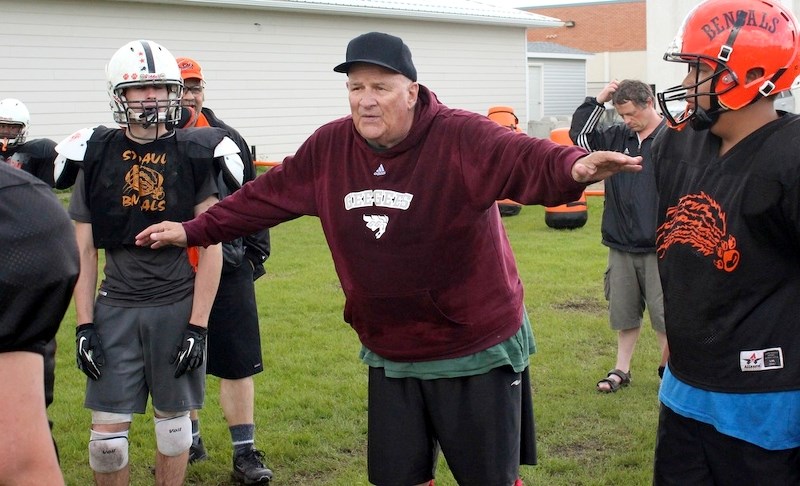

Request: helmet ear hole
left=745, top=68, right=765, bottom=85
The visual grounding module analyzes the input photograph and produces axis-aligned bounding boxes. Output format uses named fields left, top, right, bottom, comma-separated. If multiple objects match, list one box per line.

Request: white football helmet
left=0, top=98, right=30, bottom=147
left=106, top=40, right=183, bottom=128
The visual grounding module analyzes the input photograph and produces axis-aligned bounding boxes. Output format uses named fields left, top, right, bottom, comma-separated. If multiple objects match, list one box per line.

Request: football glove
left=76, top=323, right=105, bottom=380
left=171, top=324, right=208, bottom=378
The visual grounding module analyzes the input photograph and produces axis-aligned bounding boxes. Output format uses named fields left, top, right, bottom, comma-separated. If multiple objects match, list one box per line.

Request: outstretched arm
left=135, top=221, right=188, bottom=249
left=571, top=150, right=642, bottom=183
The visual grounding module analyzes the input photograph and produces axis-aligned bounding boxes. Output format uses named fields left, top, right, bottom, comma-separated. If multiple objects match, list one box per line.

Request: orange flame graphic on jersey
left=656, top=192, right=740, bottom=272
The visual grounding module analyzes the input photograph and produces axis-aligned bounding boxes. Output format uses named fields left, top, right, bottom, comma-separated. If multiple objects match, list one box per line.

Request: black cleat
left=232, top=448, right=273, bottom=485
left=189, top=436, right=208, bottom=464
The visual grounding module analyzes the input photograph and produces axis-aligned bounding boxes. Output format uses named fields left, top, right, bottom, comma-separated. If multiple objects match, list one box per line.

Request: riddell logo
left=656, top=192, right=740, bottom=272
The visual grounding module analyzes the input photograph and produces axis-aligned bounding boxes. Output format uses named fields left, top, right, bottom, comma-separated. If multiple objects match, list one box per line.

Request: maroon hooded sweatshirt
left=185, top=86, right=588, bottom=362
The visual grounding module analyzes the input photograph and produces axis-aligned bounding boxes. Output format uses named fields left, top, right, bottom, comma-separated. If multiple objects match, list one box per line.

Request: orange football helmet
left=658, top=0, right=800, bottom=129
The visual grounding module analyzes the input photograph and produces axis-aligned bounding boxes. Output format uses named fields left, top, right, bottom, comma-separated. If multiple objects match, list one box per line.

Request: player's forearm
left=188, top=243, right=222, bottom=327
left=73, top=269, right=98, bottom=325
left=73, top=223, right=98, bottom=324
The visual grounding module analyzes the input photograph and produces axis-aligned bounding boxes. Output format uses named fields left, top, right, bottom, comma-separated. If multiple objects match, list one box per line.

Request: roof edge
left=113, top=0, right=564, bottom=28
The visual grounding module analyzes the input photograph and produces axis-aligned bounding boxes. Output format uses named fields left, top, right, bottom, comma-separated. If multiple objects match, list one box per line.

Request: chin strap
left=689, top=105, right=720, bottom=130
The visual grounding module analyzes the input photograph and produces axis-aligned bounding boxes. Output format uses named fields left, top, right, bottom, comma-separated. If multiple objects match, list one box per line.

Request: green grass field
left=50, top=196, right=663, bottom=485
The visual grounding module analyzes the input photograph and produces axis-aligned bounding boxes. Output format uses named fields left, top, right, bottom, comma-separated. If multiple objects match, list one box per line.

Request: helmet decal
left=658, top=0, right=800, bottom=130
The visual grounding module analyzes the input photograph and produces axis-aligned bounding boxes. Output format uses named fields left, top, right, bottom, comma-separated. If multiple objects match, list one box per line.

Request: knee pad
left=88, top=429, right=129, bottom=473
left=154, top=412, right=192, bottom=457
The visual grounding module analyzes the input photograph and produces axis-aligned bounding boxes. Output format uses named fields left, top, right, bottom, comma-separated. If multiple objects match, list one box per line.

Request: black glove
left=171, top=324, right=208, bottom=378
left=76, top=323, right=105, bottom=380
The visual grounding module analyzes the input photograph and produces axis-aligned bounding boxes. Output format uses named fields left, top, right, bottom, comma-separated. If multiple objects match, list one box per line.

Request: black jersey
left=79, top=127, right=221, bottom=249
left=653, top=113, right=800, bottom=393
left=0, top=164, right=79, bottom=355
left=67, top=127, right=222, bottom=306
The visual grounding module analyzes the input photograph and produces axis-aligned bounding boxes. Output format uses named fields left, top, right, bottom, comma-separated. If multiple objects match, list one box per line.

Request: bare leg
left=597, top=327, right=641, bottom=392
left=155, top=450, right=189, bottom=486
left=220, top=377, right=255, bottom=426
left=614, top=327, right=642, bottom=372
left=154, top=409, right=190, bottom=485
left=92, top=423, right=131, bottom=486
left=657, top=330, right=669, bottom=367
left=93, top=468, right=130, bottom=486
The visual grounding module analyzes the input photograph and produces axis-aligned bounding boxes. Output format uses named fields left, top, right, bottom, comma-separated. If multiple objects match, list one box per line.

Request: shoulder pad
left=55, top=127, right=95, bottom=161
left=53, top=153, right=75, bottom=189
left=216, top=137, right=244, bottom=187
left=214, top=136, right=241, bottom=157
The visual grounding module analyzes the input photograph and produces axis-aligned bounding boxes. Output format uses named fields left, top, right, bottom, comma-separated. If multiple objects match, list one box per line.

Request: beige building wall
left=1, top=0, right=533, bottom=160
left=585, top=50, right=648, bottom=94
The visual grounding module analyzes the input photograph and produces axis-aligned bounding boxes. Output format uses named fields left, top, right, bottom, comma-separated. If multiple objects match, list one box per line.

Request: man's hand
left=171, top=324, right=208, bottom=378
left=572, top=151, right=643, bottom=184
left=135, top=221, right=188, bottom=249
left=596, top=79, right=620, bottom=105
left=76, top=323, right=105, bottom=380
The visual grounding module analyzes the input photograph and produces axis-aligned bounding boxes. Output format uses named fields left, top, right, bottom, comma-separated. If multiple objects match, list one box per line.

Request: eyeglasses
left=185, top=85, right=204, bottom=95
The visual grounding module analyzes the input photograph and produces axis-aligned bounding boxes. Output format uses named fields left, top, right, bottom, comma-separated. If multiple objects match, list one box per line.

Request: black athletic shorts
left=367, top=365, right=536, bottom=486
left=206, top=262, right=263, bottom=379
left=654, top=404, right=800, bottom=485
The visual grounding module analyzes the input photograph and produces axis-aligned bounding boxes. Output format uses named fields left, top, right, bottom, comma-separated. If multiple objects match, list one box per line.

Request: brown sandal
left=596, top=369, right=631, bottom=393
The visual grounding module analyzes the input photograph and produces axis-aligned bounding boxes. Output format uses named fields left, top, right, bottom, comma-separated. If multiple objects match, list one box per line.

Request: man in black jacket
left=570, top=79, right=668, bottom=393
left=177, top=56, right=273, bottom=485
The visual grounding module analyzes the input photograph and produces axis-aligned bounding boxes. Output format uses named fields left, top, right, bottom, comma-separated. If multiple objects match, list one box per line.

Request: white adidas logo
left=373, top=164, right=386, bottom=176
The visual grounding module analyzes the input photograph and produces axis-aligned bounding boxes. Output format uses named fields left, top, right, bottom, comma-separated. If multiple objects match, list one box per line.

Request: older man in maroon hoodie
left=138, top=32, right=641, bottom=486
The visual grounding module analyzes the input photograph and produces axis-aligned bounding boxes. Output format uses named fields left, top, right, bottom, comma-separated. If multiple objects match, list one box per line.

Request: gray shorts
left=84, top=296, right=205, bottom=414
left=604, top=248, right=665, bottom=332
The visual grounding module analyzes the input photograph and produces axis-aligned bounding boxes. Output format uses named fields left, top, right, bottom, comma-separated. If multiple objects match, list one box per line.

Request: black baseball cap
left=333, top=32, right=417, bottom=81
